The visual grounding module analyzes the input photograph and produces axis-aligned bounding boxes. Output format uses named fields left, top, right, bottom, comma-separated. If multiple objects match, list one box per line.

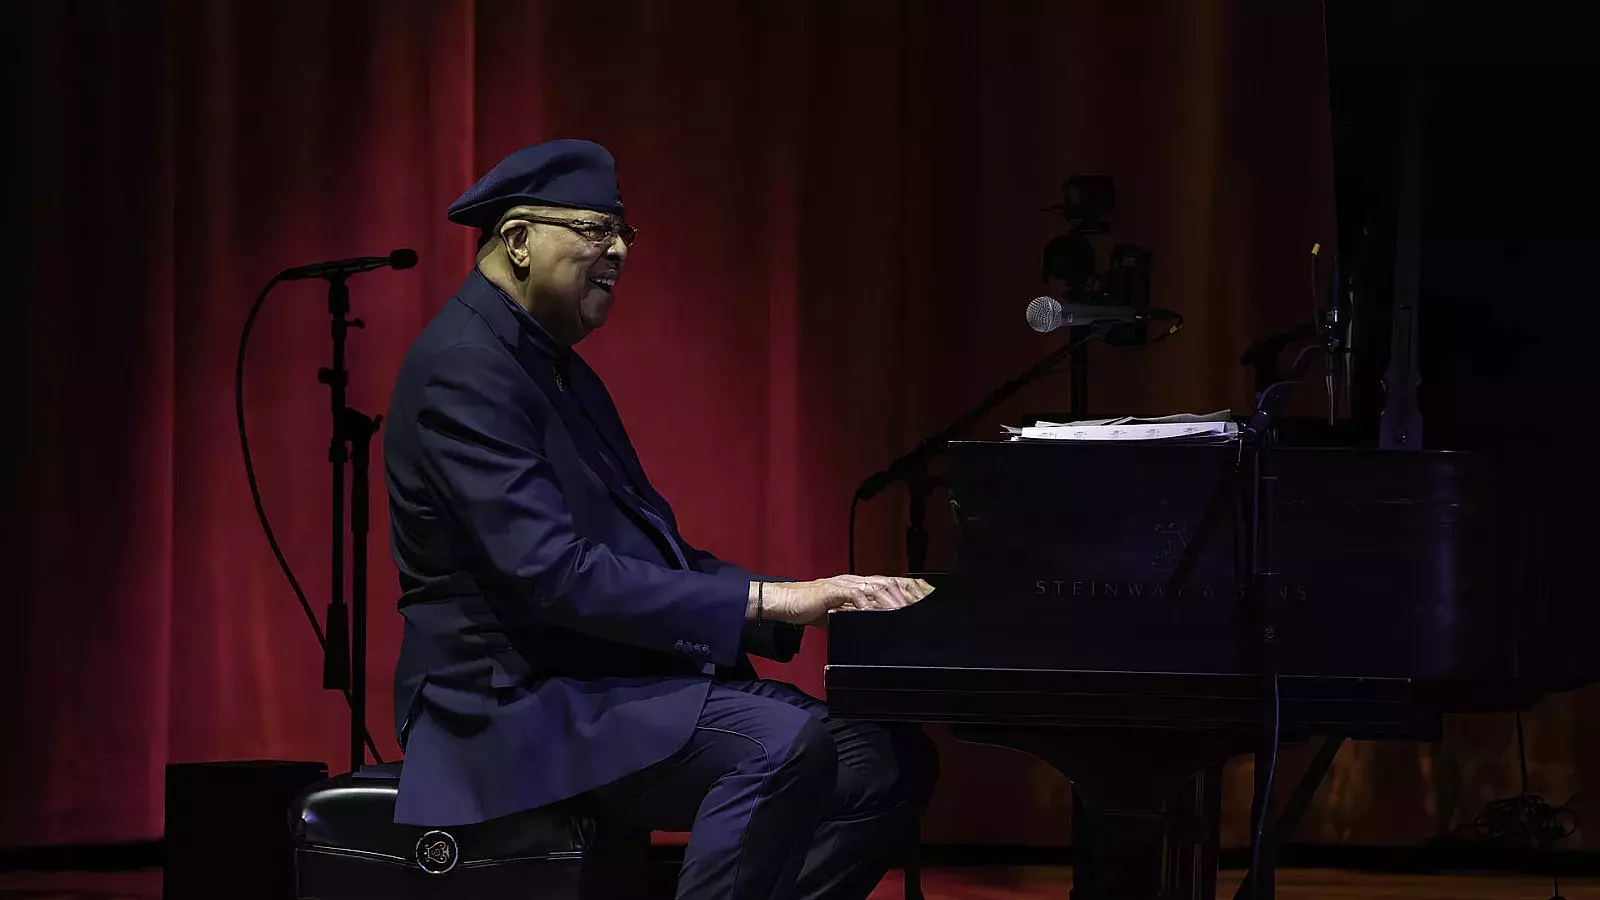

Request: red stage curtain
left=12, top=0, right=1595, bottom=851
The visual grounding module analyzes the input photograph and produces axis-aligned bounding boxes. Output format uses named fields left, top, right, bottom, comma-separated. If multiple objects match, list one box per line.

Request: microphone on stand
left=237, top=247, right=421, bottom=772
left=279, top=248, right=417, bottom=281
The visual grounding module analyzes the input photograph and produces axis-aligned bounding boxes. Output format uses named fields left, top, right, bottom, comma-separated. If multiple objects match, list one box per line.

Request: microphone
left=1025, top=296, right=1177, bottom=333
left=279, top=248, right=418, bottom=281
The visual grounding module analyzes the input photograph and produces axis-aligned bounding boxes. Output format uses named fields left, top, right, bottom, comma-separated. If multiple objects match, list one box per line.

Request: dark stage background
left=9, top=0, right=1597, bottom=853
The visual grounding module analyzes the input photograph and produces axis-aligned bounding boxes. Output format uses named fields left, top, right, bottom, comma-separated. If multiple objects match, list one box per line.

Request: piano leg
left=953, top=727, right=1235, bottom=900
left=1186, top=765, right=1224, bottom=900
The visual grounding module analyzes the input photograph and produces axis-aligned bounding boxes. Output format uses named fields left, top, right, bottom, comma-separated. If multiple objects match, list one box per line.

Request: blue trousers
left=588, top=678, right=938, bottom=900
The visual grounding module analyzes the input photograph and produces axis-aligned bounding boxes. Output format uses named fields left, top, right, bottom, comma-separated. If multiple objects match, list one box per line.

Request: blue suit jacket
left=383, top=269, right=803, bottom=826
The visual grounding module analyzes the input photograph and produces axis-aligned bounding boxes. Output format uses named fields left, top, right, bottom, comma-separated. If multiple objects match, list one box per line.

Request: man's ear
left=498, top=219, right=533, bottom=267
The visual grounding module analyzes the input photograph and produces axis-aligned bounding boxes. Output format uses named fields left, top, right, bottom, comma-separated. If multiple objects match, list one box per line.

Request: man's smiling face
left=502, top=206, right=634, bottom=345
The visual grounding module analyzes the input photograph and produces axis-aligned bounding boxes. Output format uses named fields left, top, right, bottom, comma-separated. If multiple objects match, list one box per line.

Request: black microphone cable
left=1451, top=711, right=1579, bottom=900
left=236, top=274, right=383, bottom=764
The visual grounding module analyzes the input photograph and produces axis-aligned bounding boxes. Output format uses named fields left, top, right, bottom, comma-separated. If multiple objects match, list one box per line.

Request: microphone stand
left=856, top=328, right=1101, bottom=572
left=316, top=274, right=383, bottom=775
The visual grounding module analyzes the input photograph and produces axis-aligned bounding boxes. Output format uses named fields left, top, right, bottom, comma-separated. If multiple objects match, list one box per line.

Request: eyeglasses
left=518, top=215, right=638, bottom=247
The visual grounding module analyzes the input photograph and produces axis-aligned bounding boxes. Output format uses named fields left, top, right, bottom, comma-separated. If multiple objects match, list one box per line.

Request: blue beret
left=447, top=139, right=624, bottom=229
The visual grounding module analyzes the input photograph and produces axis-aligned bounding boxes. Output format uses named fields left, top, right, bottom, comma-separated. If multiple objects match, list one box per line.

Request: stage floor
left=1, top=867, right=1597, bottom=899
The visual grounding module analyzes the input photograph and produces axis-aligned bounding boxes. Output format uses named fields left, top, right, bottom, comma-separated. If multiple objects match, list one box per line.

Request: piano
left=825, top=438, right=1596, bottom=900
left=827, top=3, right=1600, bottom=894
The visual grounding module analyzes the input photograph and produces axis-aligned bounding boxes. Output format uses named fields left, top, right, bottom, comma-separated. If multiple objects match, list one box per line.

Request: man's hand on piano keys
left=756, top=575, right=935, bottom=628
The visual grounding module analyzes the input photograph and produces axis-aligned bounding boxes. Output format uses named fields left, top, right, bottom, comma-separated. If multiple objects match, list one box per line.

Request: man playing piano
left=382, top=139, right=938, bottom=900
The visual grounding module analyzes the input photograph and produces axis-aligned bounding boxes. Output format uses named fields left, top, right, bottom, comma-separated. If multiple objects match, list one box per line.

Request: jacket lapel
left=510, top=335, right=673, bottom=542
left=567, top=357, right=681, bottom=530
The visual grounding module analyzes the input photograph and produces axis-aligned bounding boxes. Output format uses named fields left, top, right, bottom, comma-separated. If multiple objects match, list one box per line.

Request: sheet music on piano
left=1002, top=409, right=1239, bottom=442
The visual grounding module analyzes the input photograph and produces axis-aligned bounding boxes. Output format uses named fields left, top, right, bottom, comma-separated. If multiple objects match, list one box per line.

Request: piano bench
left=288, top=763, right=667, bottom=900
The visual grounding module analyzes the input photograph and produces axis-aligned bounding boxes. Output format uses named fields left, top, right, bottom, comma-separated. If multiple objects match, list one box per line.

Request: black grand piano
left=827, top=4, right=1599, bottom=896
left=827, top=438, right=1593, bottom=899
